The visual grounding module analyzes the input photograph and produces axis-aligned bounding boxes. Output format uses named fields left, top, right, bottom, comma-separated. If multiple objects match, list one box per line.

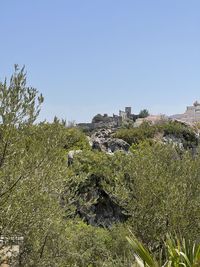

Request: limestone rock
left=162, top=135, right=184, bottom=150
left=89, top=129, right=130, bottom=153
left=106, top=138, right=130, bottom=152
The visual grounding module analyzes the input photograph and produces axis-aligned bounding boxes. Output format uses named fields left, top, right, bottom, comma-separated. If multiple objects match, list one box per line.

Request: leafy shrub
left=138, top=109, right=149, bottom=118
left=115, top=121, right=198, bottom=149
left=62, top=127, right=90, bottom=151
left=115, top=122, right=157, bottom=145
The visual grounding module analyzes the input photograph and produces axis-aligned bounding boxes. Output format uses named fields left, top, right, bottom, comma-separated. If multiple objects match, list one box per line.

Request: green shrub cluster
left=1, top=67, right=200, bottom=266
left=115, top=121, right=198, bottom=149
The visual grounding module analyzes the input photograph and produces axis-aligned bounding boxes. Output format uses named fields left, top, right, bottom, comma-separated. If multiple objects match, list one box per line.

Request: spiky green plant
left=127, top=232, right=200, bottom=267
left=126, top=231, right=160, bottom=267
left=165, top=234, right=200, bottom=267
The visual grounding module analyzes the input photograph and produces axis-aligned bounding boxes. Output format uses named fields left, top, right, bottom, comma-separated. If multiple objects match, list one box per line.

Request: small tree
left=138, top=109, right=149, bottom=118
left=0, top=65, right=43, bottom=126
left=0, top=66, right=76, bottom=266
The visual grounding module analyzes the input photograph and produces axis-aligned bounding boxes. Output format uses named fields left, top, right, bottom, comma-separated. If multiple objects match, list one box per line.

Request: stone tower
left=125, top=107, right=132, bottom=117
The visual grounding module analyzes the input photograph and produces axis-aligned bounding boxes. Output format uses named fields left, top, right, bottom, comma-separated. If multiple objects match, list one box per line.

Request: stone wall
left=0, top=237, right=23, bottom=267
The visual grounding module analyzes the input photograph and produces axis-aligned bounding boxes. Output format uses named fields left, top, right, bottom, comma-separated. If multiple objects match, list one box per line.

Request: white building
left=170, top=101, right=200, bottom=124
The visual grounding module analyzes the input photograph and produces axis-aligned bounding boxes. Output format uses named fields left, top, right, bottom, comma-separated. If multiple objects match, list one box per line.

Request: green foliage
left=165, top=234, right=200, bottom=267
left=127, top=231, right=159, bottom=267
left=127, top=233, right=200, bottom=267
left=69, top=142, right=200, bottom=248
left=115, top=122, right=156, bottom=145
left=58, top=221, right=132, bottom=267
left=62, top=127, right=90, bottom=151
left=0, top=67, right=131, bottom=266
left=138, top=109, right=149, bottom=118
left=0, top=65, right=43, bottom=126
left=121, top=118, right=135, bottom=129
left=0, top=122, right=68, bottom=266
left=115, top=121, right=198, bottom=149
left=1, top=66, right=200, bottom=266
left=126, top=144, right=200, bottom=245
left=161, top=121, right=198, bottom=148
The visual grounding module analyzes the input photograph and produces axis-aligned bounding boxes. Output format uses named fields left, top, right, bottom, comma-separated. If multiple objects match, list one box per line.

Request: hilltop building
left=118, top=107, right=134, bottom=121
left=78, top=107, right=136, bottom=130
left=93, top=106, right=135, bottom=125
left=170, top=101, right=200, bottom=124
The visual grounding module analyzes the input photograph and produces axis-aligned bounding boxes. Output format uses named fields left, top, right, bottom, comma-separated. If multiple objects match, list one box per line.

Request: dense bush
left=69, top=144, right=200, bottom=248
left=138, top=109, right=149, bottom=118
left=115, top=121, right=198, bottom=149
left=115, top=122, right=157, bottom=144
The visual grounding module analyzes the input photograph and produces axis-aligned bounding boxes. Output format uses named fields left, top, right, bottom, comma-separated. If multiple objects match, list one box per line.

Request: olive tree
left=0, top=66, right=69, bottom=266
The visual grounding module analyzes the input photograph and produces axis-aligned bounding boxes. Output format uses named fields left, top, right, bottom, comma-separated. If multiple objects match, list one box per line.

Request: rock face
left=162, top=133, right=199, bottom=156
left=162, top=135, right=184, bottom=150
left=89, top=129, right=130, bottom=153
left=75, top=175, right=129, bottom=227
left=106, top=138, right=130, bottom=152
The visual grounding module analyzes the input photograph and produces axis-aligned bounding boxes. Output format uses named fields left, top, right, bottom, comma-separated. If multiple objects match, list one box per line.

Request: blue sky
left=0, top=0, right=200, bottom=122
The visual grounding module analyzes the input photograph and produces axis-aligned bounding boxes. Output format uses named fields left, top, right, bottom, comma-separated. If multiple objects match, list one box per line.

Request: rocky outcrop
left=162, top=135, right=184, bottom=150
left=106, top=138, right=130, bottom=152
left=75, top=175, right=129, bottom=227
left=89, top=129, right=130, bottom=153
left=162, top=132, right=199, bottom=157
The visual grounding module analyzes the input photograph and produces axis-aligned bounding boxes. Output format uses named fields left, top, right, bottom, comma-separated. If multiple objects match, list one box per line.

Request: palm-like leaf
left=127, top=232, right=200, bottom=267
left=165, top=234, right=200, bottom=267
left=126, top=232, right=159, bottom=267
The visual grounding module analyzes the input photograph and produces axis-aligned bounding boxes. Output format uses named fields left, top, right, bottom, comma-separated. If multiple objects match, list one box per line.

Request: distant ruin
left=119, top=107, right=134, bottom=121
left=77, top=101, right=200, bottom=131
left=78, top=107, right=136, bottom=130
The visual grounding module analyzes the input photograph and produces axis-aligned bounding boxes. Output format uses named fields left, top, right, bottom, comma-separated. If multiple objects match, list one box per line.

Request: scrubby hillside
left=1, top=67, right=200, bottom=266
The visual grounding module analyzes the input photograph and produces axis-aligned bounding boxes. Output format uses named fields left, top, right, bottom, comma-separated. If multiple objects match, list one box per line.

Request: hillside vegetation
left=1, top=67, right=200, bottom=266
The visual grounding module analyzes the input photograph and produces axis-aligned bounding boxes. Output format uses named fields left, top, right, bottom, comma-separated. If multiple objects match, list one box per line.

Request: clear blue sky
left=0, top=0, right=200, bottom=122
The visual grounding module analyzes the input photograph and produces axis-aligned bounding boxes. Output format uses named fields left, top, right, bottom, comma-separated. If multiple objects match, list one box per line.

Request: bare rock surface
left=89, top=128, right=130, bottom=153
